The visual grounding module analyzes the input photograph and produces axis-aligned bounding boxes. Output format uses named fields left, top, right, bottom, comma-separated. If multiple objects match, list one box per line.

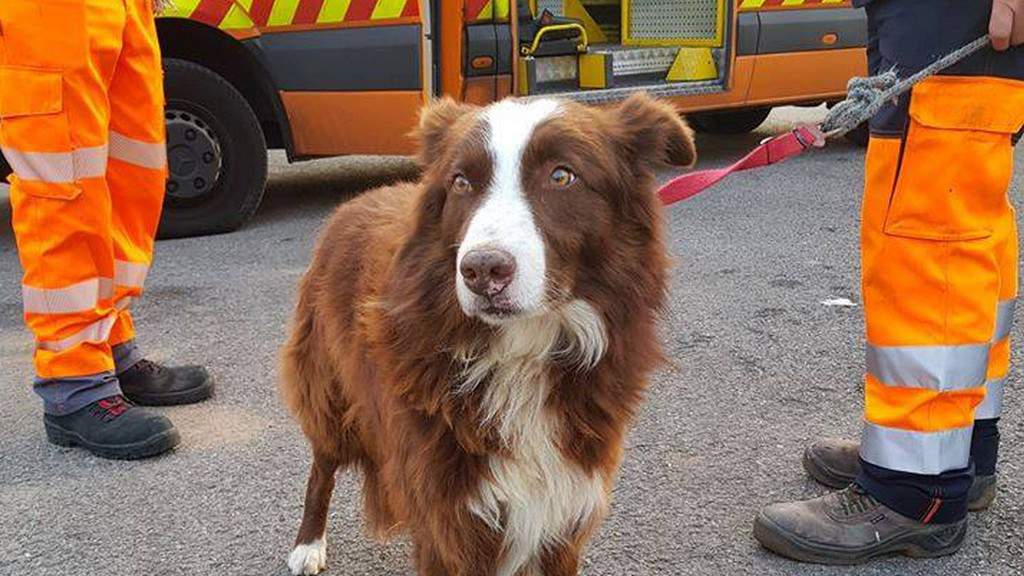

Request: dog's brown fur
left=280, top=93, right=695, bottom=576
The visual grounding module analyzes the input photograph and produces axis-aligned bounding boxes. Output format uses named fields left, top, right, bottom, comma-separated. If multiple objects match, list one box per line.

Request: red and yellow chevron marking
left=463, top=0, right=849, bottom=21
left=465, top=0, right=510, bottom=22
left=739, top=0, right=850, bottom=10
left=164, top=0, right=418, bottom=30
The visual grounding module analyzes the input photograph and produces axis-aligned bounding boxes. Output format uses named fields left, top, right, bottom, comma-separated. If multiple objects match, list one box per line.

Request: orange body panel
left=281, top=91, right=424, bottom=156
left=172, top=1, right=869, bottom=158
left=281, top=47, right=866, bottom=157
left=743, top=3, right=852, bottom=13
left=744, top=49, right=866, bottom=105
left=463, top=75, right=513, bottom=104
left=225, top=28, right=261, bottom=40
left=439, top=0, right=466, bottom=97
left=668, top=49, right=866, bottom=113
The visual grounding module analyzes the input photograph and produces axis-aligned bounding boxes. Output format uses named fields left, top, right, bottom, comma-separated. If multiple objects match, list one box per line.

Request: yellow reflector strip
left=318, top=0, right=352, bottom=22
left=162, top=0, right=201, bottom=18
left=221, top=0, right=256, bottom=29
left=372, top=0, right=407, bottom=19
left=477, top=0, right=494, bottom=19
left=475, top=0, right=509, bottom=19
left=268, top=0, right=301, bottom=26
left=666, top=47, right=717, bottom=82
left=739, top=0, right=765, bottom=8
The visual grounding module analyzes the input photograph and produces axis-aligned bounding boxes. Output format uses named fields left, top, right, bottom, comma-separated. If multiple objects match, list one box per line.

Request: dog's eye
left=550, top=166, right=576, bottom=187
left=451, top=173, right=472, bottom=194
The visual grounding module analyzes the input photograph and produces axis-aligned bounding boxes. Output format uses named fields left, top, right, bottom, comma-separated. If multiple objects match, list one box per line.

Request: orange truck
left=2, top=0, right=868, bottom=238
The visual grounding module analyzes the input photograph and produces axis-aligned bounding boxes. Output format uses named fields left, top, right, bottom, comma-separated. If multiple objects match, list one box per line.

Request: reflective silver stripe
left=866, top=343, right=989, bottom=391
left=22, top=278, right=114, bottom=314
left=860, top=421, right=972, bottom=475
left=975, top=377, right=1006, bottom=420
left=109, top=131, right=166, bottom=170
left=115, top=296, right=133, bottom=311
left=114, top=260, right=149, bottom=288
left=20, top=261, right=146, bottom=314
left=36, top=314, right=116, bottom=353
left=0, top=145, right=107, bottom=182
left=994, top=299, right=1016, bottom=342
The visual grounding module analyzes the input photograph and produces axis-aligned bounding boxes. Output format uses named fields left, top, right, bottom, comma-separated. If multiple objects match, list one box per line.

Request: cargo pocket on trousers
left=883, top=76, right=1024, bottom=242
left=0, top=66, right=82, bottom=200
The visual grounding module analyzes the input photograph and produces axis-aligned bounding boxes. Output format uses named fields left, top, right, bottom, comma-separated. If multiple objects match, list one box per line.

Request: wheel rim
left=164, top=107, right=223, bottom=205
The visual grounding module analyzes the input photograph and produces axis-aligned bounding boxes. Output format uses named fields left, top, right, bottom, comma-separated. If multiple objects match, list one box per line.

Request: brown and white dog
left=280, top=92, right=695, bottom=576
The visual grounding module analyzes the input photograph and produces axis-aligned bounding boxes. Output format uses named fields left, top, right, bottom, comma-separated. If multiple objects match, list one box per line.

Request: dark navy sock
left=970, top=418, right=1000, bottom=476
left=857, top=458, right=971, bottom=524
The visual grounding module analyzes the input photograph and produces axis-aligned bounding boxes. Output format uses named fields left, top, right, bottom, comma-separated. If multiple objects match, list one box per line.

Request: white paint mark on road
left=821, top=298, right=857, bottom=307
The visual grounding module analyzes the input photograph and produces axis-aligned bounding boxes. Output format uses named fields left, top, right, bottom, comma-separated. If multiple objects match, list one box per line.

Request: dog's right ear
left=415, top=97, right=477, bottom=166
left=615, top=92, right=697, bottom=170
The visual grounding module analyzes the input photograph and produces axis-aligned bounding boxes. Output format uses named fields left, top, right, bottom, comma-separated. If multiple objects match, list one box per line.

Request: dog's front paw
left=287, top=538, right=327, bottom=575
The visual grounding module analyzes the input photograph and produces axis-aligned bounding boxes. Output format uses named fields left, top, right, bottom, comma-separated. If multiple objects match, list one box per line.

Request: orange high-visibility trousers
left=0, top=0, right=166, bottom=380
left=860, top=76, right=1024, bottom=476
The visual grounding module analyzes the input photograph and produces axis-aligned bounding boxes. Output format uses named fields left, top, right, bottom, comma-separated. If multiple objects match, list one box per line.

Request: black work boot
left=802, top=438, right=860, bottom=489
left=968, top=474, right=997, bottom=511
left=44, top=395, right=180, bottom=460
left=754, top=484, right=967, bottom=565
left=803, top=438, right=997, bottom=511
left=119, top=358, right=213, bottom=406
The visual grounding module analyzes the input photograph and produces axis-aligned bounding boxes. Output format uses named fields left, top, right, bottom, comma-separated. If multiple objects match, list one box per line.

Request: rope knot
left=819, top=36, right=990, bottom=138
left=821, top=68, right=899, bottom=136
left=846, top=69, right=899, bottom=105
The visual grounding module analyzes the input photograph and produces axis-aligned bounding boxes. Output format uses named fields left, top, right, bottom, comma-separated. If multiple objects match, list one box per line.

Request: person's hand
left=990, top=0, right=1024, bottom=51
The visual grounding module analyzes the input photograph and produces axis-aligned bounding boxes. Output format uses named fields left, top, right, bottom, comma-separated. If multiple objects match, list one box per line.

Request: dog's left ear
left=414, top=97, right=478, bottom=167
left=615, top=92, right=697, bottom=170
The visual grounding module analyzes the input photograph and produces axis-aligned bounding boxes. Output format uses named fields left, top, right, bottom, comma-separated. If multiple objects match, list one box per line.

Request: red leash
left=657, top=125, right=826, bottom=206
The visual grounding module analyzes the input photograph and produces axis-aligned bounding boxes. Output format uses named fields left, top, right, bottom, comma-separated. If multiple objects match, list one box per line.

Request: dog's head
left=412, top=93, right=695, bottom=325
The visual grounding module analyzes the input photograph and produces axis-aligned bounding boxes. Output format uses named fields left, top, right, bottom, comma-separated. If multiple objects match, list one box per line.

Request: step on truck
left=0, top=0, right=868, bottom=238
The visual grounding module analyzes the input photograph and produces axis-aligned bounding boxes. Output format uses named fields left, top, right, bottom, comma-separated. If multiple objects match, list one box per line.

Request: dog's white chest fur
left=460, top=302, right=609, bottom=576
left=474, top=411, right=606, bottom=576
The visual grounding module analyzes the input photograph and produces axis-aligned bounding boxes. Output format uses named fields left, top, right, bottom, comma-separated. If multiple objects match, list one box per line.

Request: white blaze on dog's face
left=414, top=94, right=695, bottom=326
left=455, top=99, right=560, bottom=323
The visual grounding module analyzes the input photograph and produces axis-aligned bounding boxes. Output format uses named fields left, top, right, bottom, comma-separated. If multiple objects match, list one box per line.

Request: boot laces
left=91, top=395, right=132, bottom=422
left=132, top=358, right=166, bottom=377
left=837, top=485, right=880, bottom=517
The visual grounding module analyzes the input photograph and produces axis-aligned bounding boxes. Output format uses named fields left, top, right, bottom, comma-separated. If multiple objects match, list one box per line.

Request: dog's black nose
left=460, top=249, right=516, bottom=297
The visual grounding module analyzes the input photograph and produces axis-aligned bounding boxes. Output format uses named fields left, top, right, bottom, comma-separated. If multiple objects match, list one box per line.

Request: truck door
left=461, top=0, right=514, bottom=103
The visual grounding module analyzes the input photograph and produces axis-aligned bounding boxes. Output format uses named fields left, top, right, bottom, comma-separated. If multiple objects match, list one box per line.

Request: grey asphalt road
left=2, top=105, right=1022, bottom=576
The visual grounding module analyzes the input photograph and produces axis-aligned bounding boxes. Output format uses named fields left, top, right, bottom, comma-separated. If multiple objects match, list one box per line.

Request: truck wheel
left=158, top=58, right=268, bottom=239
left=689, top=107, right=772, bottom=135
